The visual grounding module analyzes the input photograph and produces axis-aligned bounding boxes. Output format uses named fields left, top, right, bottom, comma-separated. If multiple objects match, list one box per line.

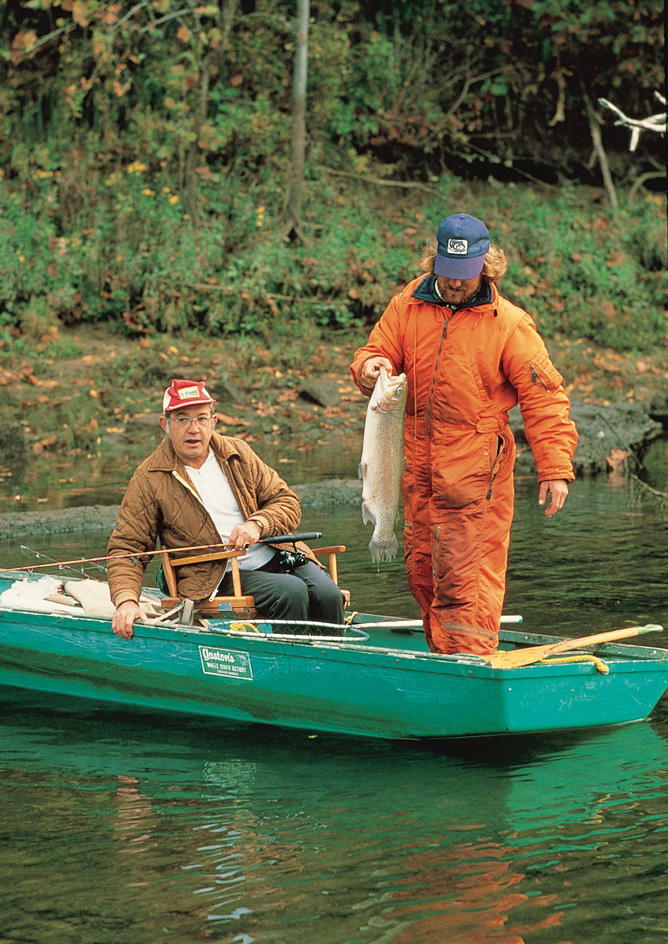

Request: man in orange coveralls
left=351, top=213, right=578, bottom=655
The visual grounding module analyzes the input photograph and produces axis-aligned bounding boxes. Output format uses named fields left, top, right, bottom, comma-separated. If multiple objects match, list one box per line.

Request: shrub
left=1, top=163, right=665, bottom=351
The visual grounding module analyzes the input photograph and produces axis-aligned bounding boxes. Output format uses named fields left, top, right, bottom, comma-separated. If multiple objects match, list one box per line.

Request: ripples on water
left=0, top=443, right=667, bottom=943
left=1, top=699, right=667, bottom=944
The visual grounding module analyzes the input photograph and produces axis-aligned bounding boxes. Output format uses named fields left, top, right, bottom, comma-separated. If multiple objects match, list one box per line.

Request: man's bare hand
left=229, top=520, right=263, bottom=552
left=358, top=356, right=393, bottom=390
left=538, top=479, right=569, bottom=517
left=112, top=600, right=147, bottom=639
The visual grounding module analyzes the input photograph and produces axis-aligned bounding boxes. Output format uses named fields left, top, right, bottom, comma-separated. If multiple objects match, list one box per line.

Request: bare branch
left=598, top=97, right=666, bottom=152
left=548, top=69, right=567, bottom=127
left=323, top=168, right=443, bottom=197
left=585, top=94, right=618, bottom=208
left=19, top=22, right=76, bottom=56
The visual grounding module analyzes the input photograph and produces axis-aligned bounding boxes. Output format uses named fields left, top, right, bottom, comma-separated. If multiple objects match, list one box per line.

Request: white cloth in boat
left=184, top=449, right=275, bottom=571
left=0, top=576, right=75, bottom=613
left=63, top=580, right=163, bottom=617
left=0, top=576, right=161, bottom=618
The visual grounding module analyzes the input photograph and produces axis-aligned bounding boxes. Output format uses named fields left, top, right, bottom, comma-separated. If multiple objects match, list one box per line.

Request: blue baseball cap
left=434, top=213, right=490, bottom=279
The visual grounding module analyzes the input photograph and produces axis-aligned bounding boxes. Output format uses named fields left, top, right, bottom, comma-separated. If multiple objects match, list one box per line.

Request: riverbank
left=0, top=323, right=666, bottom=523
left=2, top=418, right=666, bottom=539
left=0, top=479, right=367, bottom=539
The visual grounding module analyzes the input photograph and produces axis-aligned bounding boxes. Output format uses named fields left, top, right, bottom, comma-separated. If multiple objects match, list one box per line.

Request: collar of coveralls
left=412, top=274, right=494, bottom=311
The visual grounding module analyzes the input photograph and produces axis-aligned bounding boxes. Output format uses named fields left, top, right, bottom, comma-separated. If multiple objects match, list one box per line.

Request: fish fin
left=358, top=462, right=366, bottom=481
left=361, top=501, right=376, bottom=526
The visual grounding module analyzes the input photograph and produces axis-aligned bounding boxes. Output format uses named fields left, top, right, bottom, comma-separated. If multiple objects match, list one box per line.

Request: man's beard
left=438, top=283, right=480, bottom=306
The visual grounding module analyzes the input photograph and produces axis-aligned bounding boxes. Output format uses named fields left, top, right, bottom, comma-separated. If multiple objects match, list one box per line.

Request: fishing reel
left=277, top=549, right=309, bottom=572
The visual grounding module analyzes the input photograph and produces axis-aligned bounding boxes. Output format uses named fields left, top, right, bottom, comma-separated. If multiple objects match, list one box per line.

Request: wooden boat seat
left=159, top=544, right=348, bottom=617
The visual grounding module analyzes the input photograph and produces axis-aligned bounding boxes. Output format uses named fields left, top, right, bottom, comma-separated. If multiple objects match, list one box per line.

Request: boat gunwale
left=1, top=573, right=666, bottom=677
left=1, top=604, right=667, bottom=682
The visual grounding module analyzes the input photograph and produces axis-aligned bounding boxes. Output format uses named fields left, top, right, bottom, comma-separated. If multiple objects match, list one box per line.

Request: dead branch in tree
left=598, top=92, right=666, bottom=152
left=323, top=168, right=444, bottom=198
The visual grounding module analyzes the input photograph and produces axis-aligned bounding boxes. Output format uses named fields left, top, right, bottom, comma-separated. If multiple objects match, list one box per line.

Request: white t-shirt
left=184, top=450, right=275, bottom=571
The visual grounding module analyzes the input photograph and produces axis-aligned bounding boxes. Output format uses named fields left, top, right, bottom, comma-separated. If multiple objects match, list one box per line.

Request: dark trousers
left=218, top=555, right=345, bottom=624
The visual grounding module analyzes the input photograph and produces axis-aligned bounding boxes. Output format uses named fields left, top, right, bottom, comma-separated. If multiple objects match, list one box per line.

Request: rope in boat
left=204, top=618, right=369, bottom=641
left=538, top=654, right=610, bottom=674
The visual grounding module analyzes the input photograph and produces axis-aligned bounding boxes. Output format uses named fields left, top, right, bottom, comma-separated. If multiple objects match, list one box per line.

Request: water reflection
left=0, top=425, right=356, bottom=513
left=0, top=689, right=667, bottom=943
left=0, top=439, right=666, bottom=941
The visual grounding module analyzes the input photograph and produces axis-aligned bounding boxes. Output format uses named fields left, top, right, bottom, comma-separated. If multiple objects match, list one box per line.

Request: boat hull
left=0, top=601, right=667, bottom=739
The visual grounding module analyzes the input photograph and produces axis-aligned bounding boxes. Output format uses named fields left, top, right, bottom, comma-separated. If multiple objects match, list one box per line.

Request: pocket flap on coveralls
left=530, top=354, right=564, bottom=393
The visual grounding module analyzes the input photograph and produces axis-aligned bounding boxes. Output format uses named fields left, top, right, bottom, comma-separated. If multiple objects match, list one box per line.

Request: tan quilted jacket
left=107, top=433, right=309, bottom=606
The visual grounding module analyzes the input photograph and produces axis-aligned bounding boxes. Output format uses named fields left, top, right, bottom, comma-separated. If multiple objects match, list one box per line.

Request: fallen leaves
left=32, top=435, right=57, bottom=454
left=606, top=250, right=626, bottom=268
left=216, top=412, right=251, bottom=427
left=0, top=326, right=666, bottom=488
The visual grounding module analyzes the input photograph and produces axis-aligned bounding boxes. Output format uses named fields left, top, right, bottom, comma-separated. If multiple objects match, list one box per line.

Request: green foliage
left=1, top=0, right=663, bottom=185
left=2, top=156, right=665, bottom=352
left=491, top=185, right=667, bottom=349
left=0, top=0, right=665, bottom=354
left=530, top=0, right=664, bottom=90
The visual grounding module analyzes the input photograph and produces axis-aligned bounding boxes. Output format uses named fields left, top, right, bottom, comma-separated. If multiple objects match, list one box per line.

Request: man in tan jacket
left=108, top=379, right=344, bottom=639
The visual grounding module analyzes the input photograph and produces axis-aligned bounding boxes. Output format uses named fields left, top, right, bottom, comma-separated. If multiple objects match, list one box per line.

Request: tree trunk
left=584, top=92, right=618, bottom=210
left=283, top=0, right=309, bottom=239
left=183, top=0, right=239, bottom=227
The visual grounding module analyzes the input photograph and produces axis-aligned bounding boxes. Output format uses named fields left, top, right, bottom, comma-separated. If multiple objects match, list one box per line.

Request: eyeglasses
left=169, top=413, right=215, bottom=428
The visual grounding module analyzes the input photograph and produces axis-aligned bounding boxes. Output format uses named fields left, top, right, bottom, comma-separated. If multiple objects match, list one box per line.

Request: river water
left=0, top=439, right=667, bottom=943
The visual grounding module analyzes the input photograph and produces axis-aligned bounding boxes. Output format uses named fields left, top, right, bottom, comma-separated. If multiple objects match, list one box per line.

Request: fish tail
left=369, top=534, right=399, bottom=564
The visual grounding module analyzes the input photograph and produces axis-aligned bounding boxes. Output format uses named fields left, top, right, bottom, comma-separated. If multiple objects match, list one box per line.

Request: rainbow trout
left=358, top=370, right=407, bottom=564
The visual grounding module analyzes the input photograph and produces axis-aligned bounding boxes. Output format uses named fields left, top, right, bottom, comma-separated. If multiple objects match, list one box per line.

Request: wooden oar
left=484, top=624, right=663, bottom=669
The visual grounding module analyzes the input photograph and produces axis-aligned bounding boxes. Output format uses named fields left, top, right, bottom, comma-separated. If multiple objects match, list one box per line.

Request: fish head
left=373, top=370, right=408, bottom=413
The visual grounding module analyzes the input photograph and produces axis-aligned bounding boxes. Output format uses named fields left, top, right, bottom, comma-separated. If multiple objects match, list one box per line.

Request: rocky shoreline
left=0, top=401, right=663, bottom=540
left=512, top=400, right=664, bottom=475
left=0, top=480, right=365, bottom=540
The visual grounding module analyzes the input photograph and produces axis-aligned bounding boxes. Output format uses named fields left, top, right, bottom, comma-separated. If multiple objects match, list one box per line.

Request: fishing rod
left=3, top=532, right=324, bottom=574
left=20, top=544, right=109, bottom=578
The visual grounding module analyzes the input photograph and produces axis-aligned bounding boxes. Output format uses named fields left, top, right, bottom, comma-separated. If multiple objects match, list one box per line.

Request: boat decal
left=199, top=645, right=253, bottom=681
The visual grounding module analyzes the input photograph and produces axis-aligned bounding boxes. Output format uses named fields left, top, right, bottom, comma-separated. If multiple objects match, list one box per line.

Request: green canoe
left=0, top=571, right=666, bottom=740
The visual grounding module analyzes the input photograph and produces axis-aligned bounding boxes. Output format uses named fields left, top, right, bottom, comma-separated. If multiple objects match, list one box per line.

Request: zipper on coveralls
left=531, top=364, right=549, bottom=390
left=486, top=436, right=504, bottom=500
left=425, top=316, right=449, bottom=435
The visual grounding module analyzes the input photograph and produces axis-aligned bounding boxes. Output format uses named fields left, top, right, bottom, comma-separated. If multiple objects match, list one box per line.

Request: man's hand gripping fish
left=359, top=370, right=407, bottom=564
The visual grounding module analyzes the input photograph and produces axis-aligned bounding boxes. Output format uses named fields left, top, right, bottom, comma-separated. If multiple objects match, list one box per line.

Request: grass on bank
left=2, top=167, right=666, bottom=353
left=1, top=167, right=666, bottom=456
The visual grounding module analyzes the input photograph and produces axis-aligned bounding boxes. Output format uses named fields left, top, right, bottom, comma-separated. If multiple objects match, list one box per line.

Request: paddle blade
left=485, top=624, right=663, bottom=669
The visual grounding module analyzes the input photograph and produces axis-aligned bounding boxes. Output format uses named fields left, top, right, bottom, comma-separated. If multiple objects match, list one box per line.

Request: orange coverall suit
left=351, top=275, right=578, bottom=655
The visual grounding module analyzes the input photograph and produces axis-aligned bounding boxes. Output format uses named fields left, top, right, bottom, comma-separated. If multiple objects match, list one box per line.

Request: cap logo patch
left=447, top=238, right=468, bottom=255
left=177, top=385, right=200, bottom=400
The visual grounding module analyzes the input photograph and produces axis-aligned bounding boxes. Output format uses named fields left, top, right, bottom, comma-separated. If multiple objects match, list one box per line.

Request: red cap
left=163, top=379, right=215, bottom=413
